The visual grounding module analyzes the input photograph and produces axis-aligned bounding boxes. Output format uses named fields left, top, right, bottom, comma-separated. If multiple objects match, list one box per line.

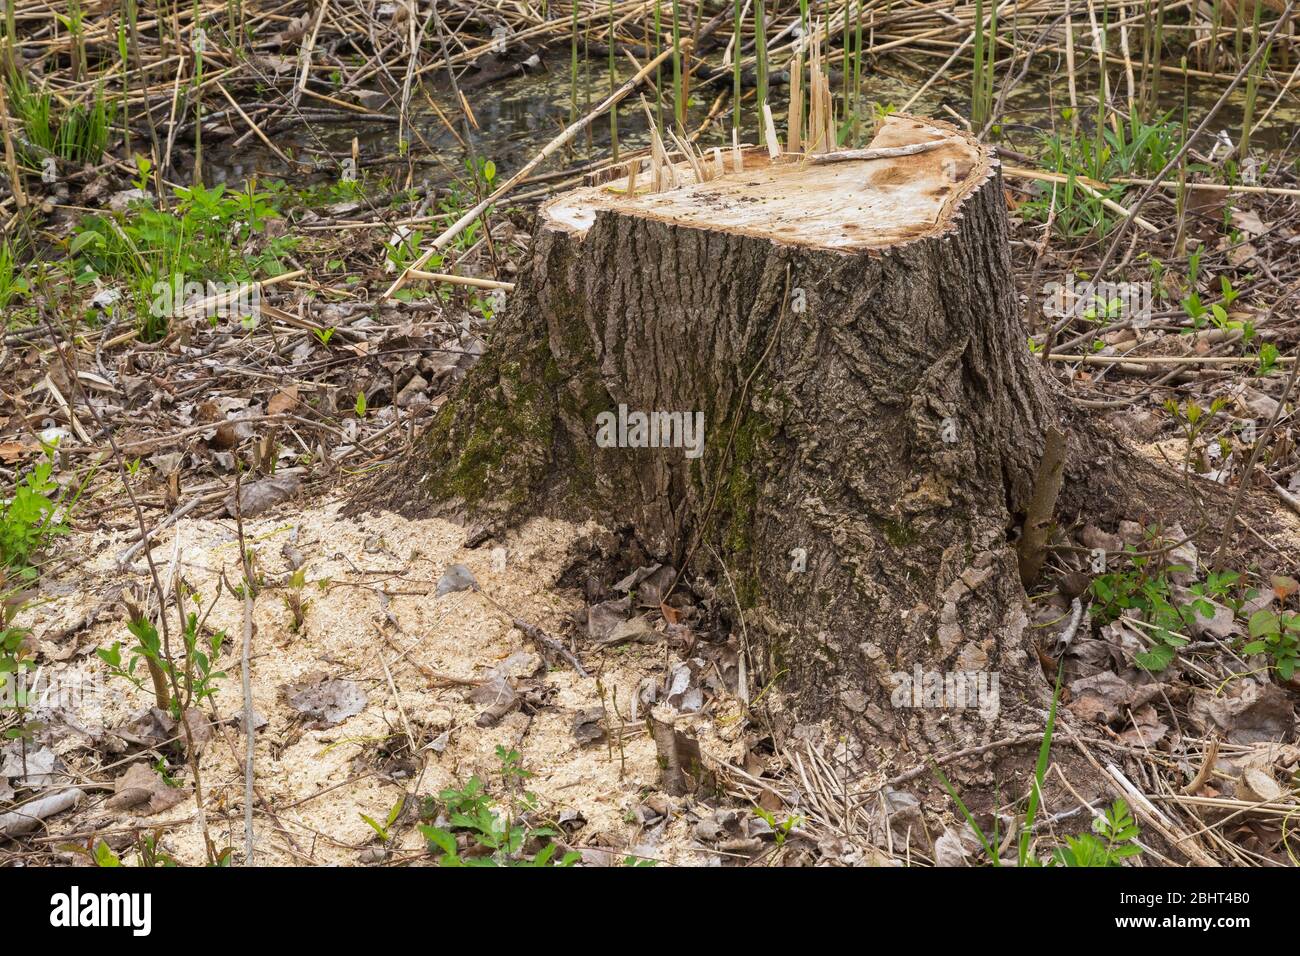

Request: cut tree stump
left=387, top=113, right=1221, bottom=759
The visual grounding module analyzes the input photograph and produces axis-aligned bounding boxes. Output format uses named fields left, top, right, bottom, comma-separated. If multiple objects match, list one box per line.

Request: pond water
left=203, top=49, right=1297, bottom=197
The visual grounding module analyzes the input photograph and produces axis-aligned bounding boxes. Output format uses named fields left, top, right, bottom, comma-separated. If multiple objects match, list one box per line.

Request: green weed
left=418, top=745, right=580, bottom=866
left=1242, top=605, right=1300, bottom=681
left=97, top=604, right=227, bottom=719
left=1, top=460, right=69, bottom=580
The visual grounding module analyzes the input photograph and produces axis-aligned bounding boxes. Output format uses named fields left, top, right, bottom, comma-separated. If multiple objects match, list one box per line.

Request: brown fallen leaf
left=470, top=673, right=519, bottom=727
left=0, top=440, right=39, bottom=463
left=224, top=475, right=301, bottom=518
left=267, top=386, right=300, bottom=415
left=106, top=763, right=189, bottom=815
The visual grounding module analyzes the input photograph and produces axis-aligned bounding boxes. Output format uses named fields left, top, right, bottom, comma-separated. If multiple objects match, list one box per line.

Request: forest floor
left=3, top=0, right=1300, bottom=866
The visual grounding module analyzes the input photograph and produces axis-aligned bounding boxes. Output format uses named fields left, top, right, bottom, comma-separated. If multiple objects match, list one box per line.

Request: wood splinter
left=791, top=137, right=949, bottom=165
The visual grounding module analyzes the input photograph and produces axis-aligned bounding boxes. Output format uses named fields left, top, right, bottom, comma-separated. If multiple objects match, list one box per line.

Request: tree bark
left=383, top=114, right=1220, bottom=756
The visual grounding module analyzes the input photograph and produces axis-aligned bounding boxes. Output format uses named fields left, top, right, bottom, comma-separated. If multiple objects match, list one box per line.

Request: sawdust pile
left=10, top=502, right=750, bottom=866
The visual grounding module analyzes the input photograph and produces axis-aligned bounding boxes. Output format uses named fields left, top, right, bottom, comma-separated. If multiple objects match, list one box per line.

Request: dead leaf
left=934, top=827, right=970, bottom=866
left=470, top=673, right=518, bottom=727
left=0, top=440, right=39, bottom=463
left=0, top=746, right=59, bottom=790
left=267, top=386, right=300, bottom=415
left=436, top=563, right=478, bottom=597
left=572, top=707, right=606, bottom=745
left=586, top=596, right=630, bottom=641
left=594, top=613, right=655, bottom=647
left=106, top=763, right=189, bottom=814
left=1190, top=681, right=1296, bottom=744
left=284, top=675, right=368, bottom=728
left=1068, top=671, right=1155, bottom=723
left=1272, top=576, right=1299, bottom=601
left=224, top=475, right=301, bottom=518
left=1119, top=704, right=1169, bottom=748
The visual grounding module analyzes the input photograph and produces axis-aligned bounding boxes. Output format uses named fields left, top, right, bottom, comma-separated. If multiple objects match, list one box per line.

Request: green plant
left=418, top=746, right=580, bottom=866
left=753, top=806, right=804, bottom=846
left=1, top=588, right=35, bottom=733
left=282, top=568, right=310, bottom=632
left=1242, top=608, right=1300, bottom=681
left=72, top=181, right=293, bottom=341
left=971, top=0, right=997, bottom=129
left=0, top=239, right=29, bottom=313
left=5, top=71, right=113, bottom=167
left=1256, top=342, right=1280, bottom=376
left=382, top=227, right=424, bottom=275
left=1, top=460, right=69, bottom=579
left=93, top=841, right=122, bottom=867
left=1051, top=799, right=1143, bottom=866
left=91, top=833, right=209, bottom=867
left=134, top=831, right=180, bottom=867
left=1164, top=396, right=1229, bottom=475
left=1091, top=552, right=1196, bottom=672
left=1024, top=110, right=1188, bottom=237
left=97, top=604, right=226, bottom=719
left=360, top=795, right=406, bottom=843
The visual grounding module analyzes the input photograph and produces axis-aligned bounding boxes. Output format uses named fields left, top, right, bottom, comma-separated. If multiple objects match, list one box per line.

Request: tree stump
left=403, top=114, right=1073, bottom=752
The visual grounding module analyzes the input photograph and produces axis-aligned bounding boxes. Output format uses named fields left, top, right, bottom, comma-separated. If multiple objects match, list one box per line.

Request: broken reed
left=672, top=0, right=683, bottom=130
left=3, top=0, right=16, bottom=77
left=1239, top=0, right=1266, bottom=158
left=1174, top=56, right=1190, bottom=256
left=655, top=0, right=664, bottom=129
left=65, top=0, right=87, bottom=82
left=971, top=0, right=998, bottom=130
left=608, top=0, right=618, bottom=160
left=852, top=0, right=864, bottom=145
left=1137, top=0, right=1165, bottom=122
left=732, top=0, right=741, bottom=133
left=756, top=0, right=768, bottom=144
left=571, top=0, right=581, bottom=126
left=192, top=4, right=204, bottom=186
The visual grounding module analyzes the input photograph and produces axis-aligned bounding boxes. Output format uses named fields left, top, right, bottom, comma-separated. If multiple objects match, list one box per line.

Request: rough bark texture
left=382, top=115, right=1228, bottom=758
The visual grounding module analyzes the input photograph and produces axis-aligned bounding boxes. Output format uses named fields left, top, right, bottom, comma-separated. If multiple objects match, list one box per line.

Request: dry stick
left=900, top=0, right=1021, bottom=113
left=1004, top=164, right=1300, bottom=198
left=1064, top=0, right=1079, bottom=132
left=1046, top=352, right=1298, bottom=366
left=232, top=464, right=257, bottom=864
left=0, top=789, right=85, bottom=837
left=406, top=270, right=515, bottom=291
left=382, top=43, right=680, bottom=300
left=1249, top=55, right=1300, bottom=135
left=293, top=0, right=330, bottom=106
left=378, top=644, right=418, bottom=754
left=475, top=589, right=589, bottom=678
left=1017, top=426, right=1067, bottom=585
left=0, top=76, right=27, bottom=209
left=1183, top=736, right=1219, bottom=796
left=214, top=81, right=298, bottom=168
left=796, top=137, right=947, bottom=163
